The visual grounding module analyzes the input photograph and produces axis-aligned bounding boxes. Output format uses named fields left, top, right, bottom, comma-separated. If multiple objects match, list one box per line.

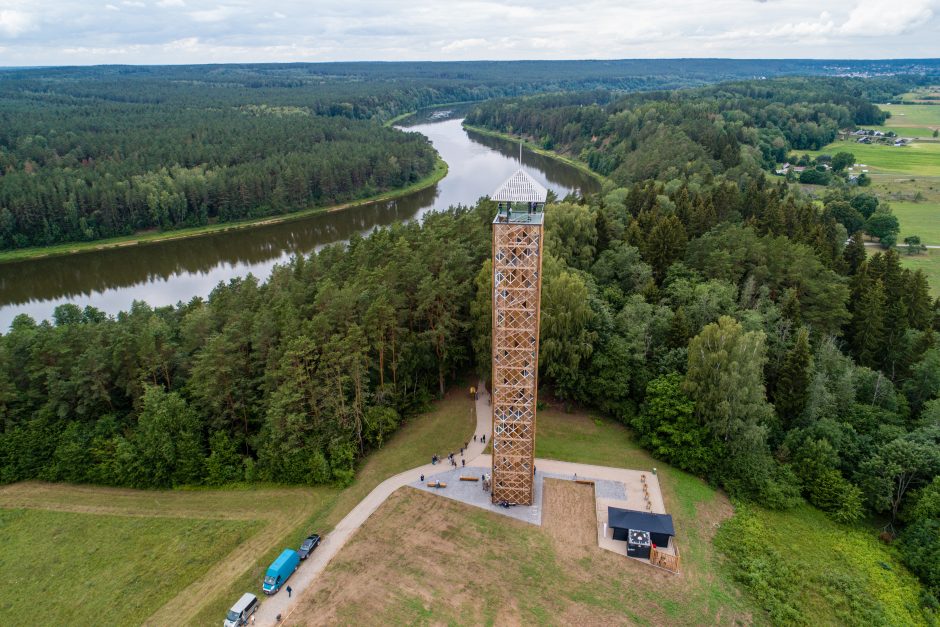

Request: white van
left=223, top=592, right=259, bottom=627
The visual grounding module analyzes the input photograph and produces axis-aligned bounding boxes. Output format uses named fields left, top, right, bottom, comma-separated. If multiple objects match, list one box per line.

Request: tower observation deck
left=490, top=169, right=547, bottom=505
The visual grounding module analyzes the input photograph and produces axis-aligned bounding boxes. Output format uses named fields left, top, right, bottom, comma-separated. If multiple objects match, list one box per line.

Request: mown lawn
left=893, top=201, right=940, bottom=244
left=880, top=104, right=940, bottom=130
left=804, top=140, right=940, bottom=177
left=0, top=509, right=260, bottom=626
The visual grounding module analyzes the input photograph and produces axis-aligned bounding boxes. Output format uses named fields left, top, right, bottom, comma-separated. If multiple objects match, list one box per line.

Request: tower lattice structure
left=490, top=169, right=547, bottom=506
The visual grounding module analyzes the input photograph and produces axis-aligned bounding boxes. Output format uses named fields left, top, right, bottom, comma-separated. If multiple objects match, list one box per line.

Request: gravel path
left=254, top=383, right=663, bottom=625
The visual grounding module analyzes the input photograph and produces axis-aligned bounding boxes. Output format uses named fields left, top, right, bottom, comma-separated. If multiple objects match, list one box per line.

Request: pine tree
left=843, top=231, right=867, bottom=275
left=848, top=263, right=886, bottom=368
left=773, top=327, right=812, bottom=428
left=645, top=214, right=688, bottom=282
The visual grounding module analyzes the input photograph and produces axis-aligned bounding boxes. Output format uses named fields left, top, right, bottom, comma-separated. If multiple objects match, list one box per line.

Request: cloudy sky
left=0, top=0, right=937, bottom=66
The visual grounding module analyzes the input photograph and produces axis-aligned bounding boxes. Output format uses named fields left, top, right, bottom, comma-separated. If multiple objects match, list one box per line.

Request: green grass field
left=0, top=509, right=259, bottom=625
left=881, top=104, right=940, bottom=129
left=0, top=385, right=477, bottom=626
left=804, top=140, right=940, bottom=177
left=892, top=201, right=940, bottom=244
left=868, top=125, right=939, bottom=138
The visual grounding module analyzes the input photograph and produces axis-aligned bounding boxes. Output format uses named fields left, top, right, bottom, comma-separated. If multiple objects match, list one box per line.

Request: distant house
left=774, top=162, right=791, bottom=175
left=894, top=139, right=906, bottom=147
left=857, top=137, right=872, bottom=144
left=791, top=166, right=807, bottom=173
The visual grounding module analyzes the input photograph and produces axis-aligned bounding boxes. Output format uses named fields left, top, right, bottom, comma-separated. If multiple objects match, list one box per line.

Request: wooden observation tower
left=490, top=168, right=547, bottom=506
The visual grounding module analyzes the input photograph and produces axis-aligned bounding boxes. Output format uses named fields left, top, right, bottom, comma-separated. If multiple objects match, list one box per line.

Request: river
left=0, top=114, right=600, bottom=330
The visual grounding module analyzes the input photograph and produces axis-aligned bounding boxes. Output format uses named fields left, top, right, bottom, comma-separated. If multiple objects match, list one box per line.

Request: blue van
left=262, top=549, right=300, bottom=595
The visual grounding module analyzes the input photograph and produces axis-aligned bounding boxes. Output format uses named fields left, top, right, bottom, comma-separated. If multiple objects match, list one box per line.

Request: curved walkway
left=254, top=384, right=492, bottom=626
left=256, top=384, right=661, bottom=625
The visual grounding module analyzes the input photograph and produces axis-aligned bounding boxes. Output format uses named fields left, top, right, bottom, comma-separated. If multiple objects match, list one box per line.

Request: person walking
left=462, top=459, right=465, bottom=467
left=420, top=474, right=425, bottom=482
left=474, top=434, right=477, bottom=442
left=286, top=585, right=292, bottom=598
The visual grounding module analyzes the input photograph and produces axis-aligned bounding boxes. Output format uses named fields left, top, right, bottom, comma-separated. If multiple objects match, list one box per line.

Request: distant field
left=804, top=140, right=940, bottom=177
left=880, top=104, right=940, bottom=129
left=0, top=508, right=259, bottom=625
left=892, top=201, right=940, bottom=244
left=901, top=248, right=940, bottom=298
left=868, top=125, right=938, bottom=138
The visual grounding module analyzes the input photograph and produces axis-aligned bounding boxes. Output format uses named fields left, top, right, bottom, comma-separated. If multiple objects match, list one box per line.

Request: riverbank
left=462, top=123, right=610, bottom=186
left=0, top=157, right=448, bottom=265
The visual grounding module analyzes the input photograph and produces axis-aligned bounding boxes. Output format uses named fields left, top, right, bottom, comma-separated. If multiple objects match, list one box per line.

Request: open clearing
left=293, top=407, right=751, bottom=625
left=892, top=201, right=940, bottom=244
left=0, top=508, right=258, bottom=626
left=880, top=103, right=940, bottom=130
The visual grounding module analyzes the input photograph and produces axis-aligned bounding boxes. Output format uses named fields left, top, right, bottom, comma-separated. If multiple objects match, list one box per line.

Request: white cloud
left=0, top=0, right=938, bottom=64
left=0, top=10, right=34, bottom=37
left=839, top=0, right=936, bottom=35
left=106, top=4, right=120, bottom=11
left=441, top=38, right=487, bottom=53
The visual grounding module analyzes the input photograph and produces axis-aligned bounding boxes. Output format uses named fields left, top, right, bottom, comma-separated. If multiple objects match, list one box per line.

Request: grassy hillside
left=717, top=503, right=929, bottom=626
left=0, top=509, right=259, bottom=626
left=292, top=404, right=933, bottom=625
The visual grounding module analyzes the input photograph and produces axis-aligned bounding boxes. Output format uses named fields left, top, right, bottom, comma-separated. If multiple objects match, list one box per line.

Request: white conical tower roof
left=491, top=168, right=548, bottom=203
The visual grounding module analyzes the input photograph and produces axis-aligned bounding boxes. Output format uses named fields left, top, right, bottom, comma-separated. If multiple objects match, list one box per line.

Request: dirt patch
left=541, top=479, right=596, bottom=557
left=289, top=486, right=751, bottom=626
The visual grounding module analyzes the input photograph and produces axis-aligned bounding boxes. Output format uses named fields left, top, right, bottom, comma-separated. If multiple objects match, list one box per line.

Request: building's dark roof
left=607, top=507, right=675, bottom=536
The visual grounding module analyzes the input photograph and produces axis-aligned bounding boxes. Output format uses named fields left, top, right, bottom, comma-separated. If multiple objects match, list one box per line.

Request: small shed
left=608, top=507, right=675, bottom=547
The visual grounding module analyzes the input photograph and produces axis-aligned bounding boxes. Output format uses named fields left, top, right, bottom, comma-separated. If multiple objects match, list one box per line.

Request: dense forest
left=2, top=62, right=938, bottom=250
left=1, top=72, right=939, bottom=607
left=465, top=77, right=901, bottom=179
left=0, top=83, right=438, bottom=249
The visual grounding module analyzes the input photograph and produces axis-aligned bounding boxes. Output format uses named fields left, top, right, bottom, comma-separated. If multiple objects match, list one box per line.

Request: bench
left=459, top=476, right=479, bottom=482
left=427, top=481, right=447, bottom=488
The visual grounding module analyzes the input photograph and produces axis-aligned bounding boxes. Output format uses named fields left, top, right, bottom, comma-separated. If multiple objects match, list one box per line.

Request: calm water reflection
left=0, top=116, right=599, bottom=329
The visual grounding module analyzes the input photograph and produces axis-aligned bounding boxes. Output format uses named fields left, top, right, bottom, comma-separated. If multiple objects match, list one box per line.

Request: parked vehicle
left=262, top=549, right=300, bottom=595
left=223, top=592, right=259, bottom=627
left=298, top=534, right=321, bottom=560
